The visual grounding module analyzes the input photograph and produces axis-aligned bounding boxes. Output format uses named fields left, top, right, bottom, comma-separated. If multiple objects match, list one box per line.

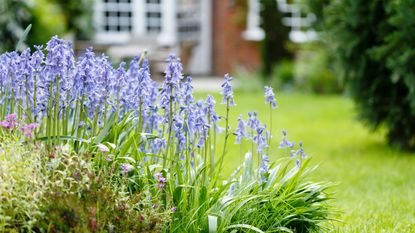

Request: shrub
left=233, top=68, right=263, bottom=93
left=295, top=46, right=342, bottom=94
left=0, top=0, right=32, bottom=52
left=270, top=59, right=295, bottom=90
left=310, top=0, right=415, bottom=149
left=0, top=37, right=334, bottom=232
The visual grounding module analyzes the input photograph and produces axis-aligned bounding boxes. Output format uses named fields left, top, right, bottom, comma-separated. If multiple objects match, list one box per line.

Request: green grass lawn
left=196, top=91, right=415, bottom=232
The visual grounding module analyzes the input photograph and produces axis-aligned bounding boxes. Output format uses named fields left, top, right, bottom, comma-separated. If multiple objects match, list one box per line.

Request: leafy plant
left=295, top=45, right=342, bottom=94
left=0, top=37, right=334, bottom=232
left=0, top=0, right=32, bottom=52
left=309, top=0, right=415, bottom=149
left=270, top=59, right=295, bottom=90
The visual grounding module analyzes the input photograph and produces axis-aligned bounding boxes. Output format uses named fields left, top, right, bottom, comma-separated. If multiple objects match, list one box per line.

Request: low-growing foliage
left=0, top=37, right=334, bottom=232
left=0, top=136, right=45, bottom=231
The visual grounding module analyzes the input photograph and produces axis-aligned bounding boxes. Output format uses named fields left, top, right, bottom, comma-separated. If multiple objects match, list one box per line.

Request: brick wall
left=211, top=0, right=261, bottom=76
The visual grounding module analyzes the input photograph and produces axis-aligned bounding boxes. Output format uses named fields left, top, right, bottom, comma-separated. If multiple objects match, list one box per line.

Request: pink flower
left=154, top=172, right=167, bottom=188
left=0, top=114, right=19, bottom=130
left=97, top=144, right=109, bottom=153
left=20, top=123, right=40, bottom=137
left=0, top=121, right=10, bottom=129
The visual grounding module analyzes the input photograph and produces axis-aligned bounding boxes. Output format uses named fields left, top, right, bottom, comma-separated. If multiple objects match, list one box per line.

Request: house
left=91, top=0, right=315, bottom=76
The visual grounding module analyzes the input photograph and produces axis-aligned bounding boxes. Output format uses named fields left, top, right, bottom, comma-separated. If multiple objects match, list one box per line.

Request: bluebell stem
left=219, top=74, right=235, bottom=174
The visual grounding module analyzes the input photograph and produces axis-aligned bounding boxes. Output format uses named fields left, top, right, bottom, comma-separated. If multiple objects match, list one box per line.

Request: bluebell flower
left=264, top=86, right=277, bottom=108
left=259, top=157, right=269, bottom=174
left=247, top=112, right=260, bottom=130
left=181, top=76, right=194, bottom=106
left=151, top=138, right=167, bottom=154
left=221, top=74, right=235, bottom=106
left=253, top=125, right=268, bottom=155
left=295, top=141, right=307, bottom=158
left=234, top=114, right=247, bottom=144
left=164, top=54, right=183, bottom=88
left=279, top=130, right=295, bottom=149
left=173, top=113, right=187, bottom=152
left=45, top=36, right=74, bottom=78
left=204, top=95, right=221, bottom=130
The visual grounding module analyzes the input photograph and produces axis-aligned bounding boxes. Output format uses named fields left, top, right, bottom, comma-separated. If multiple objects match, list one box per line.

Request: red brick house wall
left=211, top=0, right=262, bottom=76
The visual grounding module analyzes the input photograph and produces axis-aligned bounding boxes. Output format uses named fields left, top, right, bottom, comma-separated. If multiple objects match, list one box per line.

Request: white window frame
left=243, top=0, right=317, bottom=43
left=94, top=0, right=169, bottom=44
left=242, top=0, right=265, bottom=41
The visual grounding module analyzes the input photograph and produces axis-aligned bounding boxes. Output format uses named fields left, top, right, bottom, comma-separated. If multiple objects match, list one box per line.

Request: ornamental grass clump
left=0, top=36, right=334, bottom=232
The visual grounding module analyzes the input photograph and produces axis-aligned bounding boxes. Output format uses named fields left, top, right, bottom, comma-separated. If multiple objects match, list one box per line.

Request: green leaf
left=116, top=156, right=136, bottom=164
left=35, top=135, right=90, bottom=143
left=93, top=112, right=116, bottom=144
left=225, top=224, right=265, bottom=233
left=208, top=215, right=218, bottom=233
left=15, top=24, right=32, bottom=51
left=173, top=186, right=183, bottom=206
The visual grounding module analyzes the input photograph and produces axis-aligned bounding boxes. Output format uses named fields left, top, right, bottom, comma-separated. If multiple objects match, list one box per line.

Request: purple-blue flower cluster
left=0, top=36, right=310, bottom=183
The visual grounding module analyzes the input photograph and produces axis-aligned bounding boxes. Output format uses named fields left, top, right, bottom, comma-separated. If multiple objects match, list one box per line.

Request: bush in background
left=310, top=0, right=415, bottom=149
left=26, top=0, right=67, bottom=47
left=53, top=0, right=94, bottom=40
left=270, top=59, right=295, bottom=91
left=233, top=68, right=264, bottom=93
left=0, top=0, right=32, bottom=52
left=295, top=44, right=342, bottom=94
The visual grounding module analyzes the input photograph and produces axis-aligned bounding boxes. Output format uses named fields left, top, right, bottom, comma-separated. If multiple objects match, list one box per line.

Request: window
left=146, top=0, right=162, bottom=33
left=243, top=0, right=317, bottom=43
left=102, top=0, right=133, bottom=32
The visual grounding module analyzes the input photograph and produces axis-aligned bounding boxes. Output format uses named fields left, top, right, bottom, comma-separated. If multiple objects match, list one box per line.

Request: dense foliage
left=0, top=0, right=32, bottom=52
left=53, top=0, right=94, bottom=40
left=0, top=37, right=333, bottom=232
left=309, top=0, right=415, bottom=149
left=0, top=0, right=93, bottom=53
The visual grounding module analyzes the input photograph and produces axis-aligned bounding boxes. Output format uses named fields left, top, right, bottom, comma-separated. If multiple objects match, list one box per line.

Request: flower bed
left=0, top=36, right=333, bottom=232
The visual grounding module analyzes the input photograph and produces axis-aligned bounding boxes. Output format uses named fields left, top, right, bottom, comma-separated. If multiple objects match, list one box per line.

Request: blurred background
left=1, top=0, right=337, bottom=94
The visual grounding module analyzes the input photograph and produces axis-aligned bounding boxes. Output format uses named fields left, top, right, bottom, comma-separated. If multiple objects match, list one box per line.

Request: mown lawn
left=196, top=91, right=415, bottom=232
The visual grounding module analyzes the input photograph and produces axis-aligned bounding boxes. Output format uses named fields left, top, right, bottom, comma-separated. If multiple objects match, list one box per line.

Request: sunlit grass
left=196, top=90, right=415, bottom=232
